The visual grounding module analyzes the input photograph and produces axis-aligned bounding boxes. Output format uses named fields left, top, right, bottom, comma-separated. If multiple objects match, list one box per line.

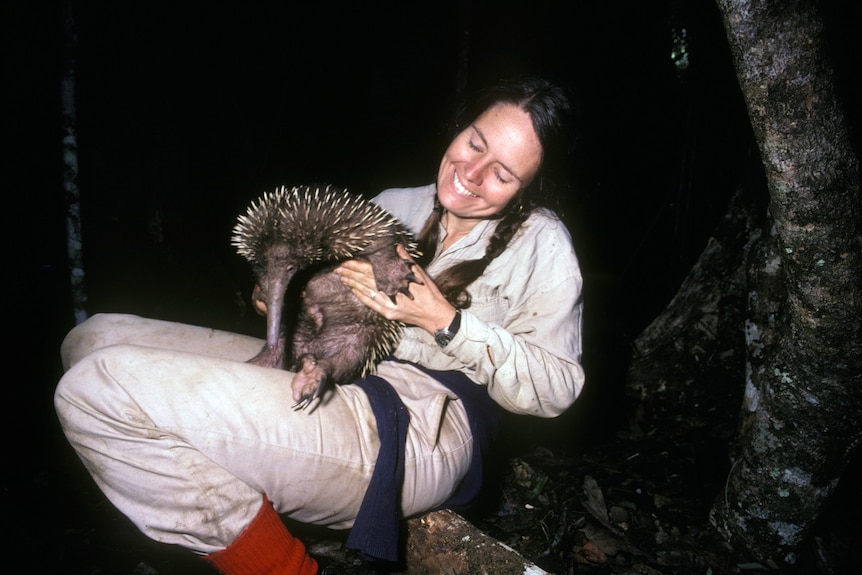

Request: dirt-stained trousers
left=54, top=313, right=473, bottom=555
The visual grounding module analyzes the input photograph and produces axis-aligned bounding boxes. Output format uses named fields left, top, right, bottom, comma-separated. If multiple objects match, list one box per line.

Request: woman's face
left=437, top=103, right=543, bottom=222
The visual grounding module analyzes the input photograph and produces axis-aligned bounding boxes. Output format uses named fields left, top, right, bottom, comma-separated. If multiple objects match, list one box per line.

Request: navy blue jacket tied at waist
left=345, top=361, right=503, bottom=564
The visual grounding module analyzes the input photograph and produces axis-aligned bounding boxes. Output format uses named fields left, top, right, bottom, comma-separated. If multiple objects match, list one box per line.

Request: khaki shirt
left=373, top=184, right=585, bottom=417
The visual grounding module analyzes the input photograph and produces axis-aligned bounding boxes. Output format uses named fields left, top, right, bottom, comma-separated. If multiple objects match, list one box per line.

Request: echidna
left=232, top=184, right=419, bottom=410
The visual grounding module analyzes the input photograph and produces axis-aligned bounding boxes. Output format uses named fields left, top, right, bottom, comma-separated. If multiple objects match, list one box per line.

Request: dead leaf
left=576, top=541, right=607, bottom=565
left=581, top=475, right=610, bottom=525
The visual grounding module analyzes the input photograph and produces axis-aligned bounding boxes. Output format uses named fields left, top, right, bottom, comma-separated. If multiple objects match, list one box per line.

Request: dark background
left=5, top=0, right=861, bottom=572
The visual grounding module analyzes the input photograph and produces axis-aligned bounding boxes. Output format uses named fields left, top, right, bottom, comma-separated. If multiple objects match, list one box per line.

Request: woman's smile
left=452, top=172, right=479, bottom=198
left=436, top=103, right=542, bottom=226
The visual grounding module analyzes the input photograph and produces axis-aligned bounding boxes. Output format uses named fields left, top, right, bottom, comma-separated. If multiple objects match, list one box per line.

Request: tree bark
left=63, top=1, right=88, bottom=324
left=709, top=0, right=862, bottom=567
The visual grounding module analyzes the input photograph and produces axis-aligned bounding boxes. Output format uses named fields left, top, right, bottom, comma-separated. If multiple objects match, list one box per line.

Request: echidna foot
left=291, top=354, right=327, bottom=411
left=405, top=272, right=421, bottom=285
left=395, top=286, right=414, bottom=302
left=383, top=261, right=422, bottom=302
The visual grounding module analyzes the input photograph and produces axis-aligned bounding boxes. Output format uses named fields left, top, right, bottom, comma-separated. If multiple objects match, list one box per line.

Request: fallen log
left=302, top=509, right=550, bottom=574
left=402, top=509, right=549, bottom=575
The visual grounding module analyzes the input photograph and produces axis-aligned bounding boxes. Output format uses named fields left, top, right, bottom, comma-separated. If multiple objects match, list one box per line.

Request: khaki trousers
left=55, top=314, right=473, bottom=554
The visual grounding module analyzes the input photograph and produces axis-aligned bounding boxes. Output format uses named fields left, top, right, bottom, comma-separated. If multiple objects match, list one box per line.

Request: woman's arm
left=336, top=232, right=585, bottom=418
left=451, top=269, right=584, bottom=417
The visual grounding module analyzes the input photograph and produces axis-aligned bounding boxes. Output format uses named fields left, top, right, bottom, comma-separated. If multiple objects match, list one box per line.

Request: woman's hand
left=251, top=284, right=267, bottom=315
left=334, top=245, right=458, bottom=336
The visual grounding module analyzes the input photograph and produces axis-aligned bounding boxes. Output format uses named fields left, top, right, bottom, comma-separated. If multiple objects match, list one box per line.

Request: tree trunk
left=63, top=1, right=88, bottom=324
left=708, top=0, right=862, bottom=567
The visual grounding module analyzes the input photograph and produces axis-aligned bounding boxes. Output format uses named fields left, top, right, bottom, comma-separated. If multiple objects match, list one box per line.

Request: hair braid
left=416, top=202, right=530, bottom=308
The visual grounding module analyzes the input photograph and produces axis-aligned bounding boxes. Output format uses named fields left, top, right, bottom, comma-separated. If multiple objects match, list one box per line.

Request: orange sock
left=204, top=496, right=318, bottom=575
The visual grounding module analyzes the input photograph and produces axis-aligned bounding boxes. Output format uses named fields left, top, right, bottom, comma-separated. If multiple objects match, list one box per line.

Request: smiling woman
left=54, top=76, right=585, bottom=575
left=436, top=103, right=543, bottom=230
left=413, top=77, right=575, bottom=310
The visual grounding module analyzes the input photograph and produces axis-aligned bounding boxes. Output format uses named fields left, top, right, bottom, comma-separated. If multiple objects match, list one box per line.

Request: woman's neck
left=440, top=212, right=477, bottom=251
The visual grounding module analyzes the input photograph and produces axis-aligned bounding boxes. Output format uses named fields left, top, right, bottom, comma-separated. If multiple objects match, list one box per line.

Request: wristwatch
left=434, top=310, right=462, bottom=348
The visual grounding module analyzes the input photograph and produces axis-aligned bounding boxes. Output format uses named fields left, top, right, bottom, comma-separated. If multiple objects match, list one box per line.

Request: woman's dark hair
left=416, top=76, right=574, bottom=308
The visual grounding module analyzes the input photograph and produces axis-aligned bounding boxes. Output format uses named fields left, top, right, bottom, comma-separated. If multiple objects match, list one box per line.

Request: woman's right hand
left=335, top=245, right=458, bottom=336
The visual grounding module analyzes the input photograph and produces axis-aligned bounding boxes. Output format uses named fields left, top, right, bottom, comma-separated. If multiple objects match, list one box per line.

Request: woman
left=55, top=77, right=585, bottom=575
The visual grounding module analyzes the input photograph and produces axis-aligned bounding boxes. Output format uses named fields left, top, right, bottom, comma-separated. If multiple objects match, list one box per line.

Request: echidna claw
left=292, top=396, right=313, bottom=411
left=405, top=272, right=423, bottom=285
left=292, top=391, right=321, bottom=412
left=398, top=287, right=415, bottom=301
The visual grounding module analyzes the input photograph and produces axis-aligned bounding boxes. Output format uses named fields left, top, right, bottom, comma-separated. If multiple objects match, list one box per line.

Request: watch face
left=435, top=330, right=454, bottom=347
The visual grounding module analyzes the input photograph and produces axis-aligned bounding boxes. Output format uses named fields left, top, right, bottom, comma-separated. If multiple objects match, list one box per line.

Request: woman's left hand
left=334, top=245, right=458, bottom=335
left=251, top=284, right=267, bottom=315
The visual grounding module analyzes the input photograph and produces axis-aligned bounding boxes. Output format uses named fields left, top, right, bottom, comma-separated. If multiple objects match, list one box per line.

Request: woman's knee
left=60, top=313, right=136, bottom=370
left=55, top=343, right=134, bottom=429
left=55, top=345, right=105, bottom=424
left=55, top=357, right=93, bottom=437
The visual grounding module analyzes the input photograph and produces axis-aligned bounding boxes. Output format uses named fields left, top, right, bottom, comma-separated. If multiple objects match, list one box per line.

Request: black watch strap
left=434, top=309, right=461, bottom=348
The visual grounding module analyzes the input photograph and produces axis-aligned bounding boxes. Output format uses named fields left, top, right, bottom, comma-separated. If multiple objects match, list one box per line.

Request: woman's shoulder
left=500, top=208, right=580, bottom=274
left=518, top=208, right=574, bottom=248
left=372, top=184, right=436, bottom=235
left=372, top=184, right=436, bottom=208
left=489, top=209, right=581, bottom=298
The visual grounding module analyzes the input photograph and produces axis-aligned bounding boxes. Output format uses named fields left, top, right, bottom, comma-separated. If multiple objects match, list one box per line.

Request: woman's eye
left=494, top=169, right=511, bottom=184
left=468, top=139, right=483, bottom=152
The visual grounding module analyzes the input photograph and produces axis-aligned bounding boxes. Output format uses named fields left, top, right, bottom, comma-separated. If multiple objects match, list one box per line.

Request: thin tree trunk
left=63, top=1, right=88, bottom=324
left=710, top=0, right=862, bottom=567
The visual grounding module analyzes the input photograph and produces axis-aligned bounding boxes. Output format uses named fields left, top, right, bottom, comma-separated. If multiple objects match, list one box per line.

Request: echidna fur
left=232, top=183, right=418, bottom=406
